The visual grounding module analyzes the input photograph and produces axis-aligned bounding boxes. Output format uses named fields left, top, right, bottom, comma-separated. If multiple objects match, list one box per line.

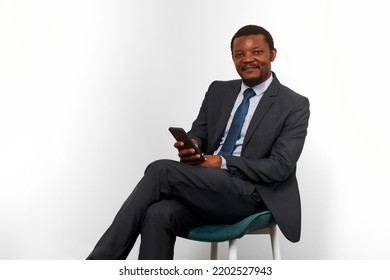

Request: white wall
left=1, top=0, right=389, bottom=260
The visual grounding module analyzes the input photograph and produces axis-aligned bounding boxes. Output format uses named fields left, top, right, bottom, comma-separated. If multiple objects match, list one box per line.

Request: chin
left=242, top=77, right=263, bottom=87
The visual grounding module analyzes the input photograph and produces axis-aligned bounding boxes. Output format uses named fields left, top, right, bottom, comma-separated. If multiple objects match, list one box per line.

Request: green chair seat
left=183, top=210, right=275, bottom=243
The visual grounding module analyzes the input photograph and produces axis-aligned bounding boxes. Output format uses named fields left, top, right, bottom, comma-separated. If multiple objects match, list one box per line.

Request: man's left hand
left=198, top=155, right=222, bottom=169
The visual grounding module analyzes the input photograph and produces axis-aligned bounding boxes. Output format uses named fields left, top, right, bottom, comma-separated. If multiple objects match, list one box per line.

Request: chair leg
left=270, top=225, right=281, bottom=260
left=228, top=239, right=238, bottom=260
left=210, top=242, right=218, bottom=260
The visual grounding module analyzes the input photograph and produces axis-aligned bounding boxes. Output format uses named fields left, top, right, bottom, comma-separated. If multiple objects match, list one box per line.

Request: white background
left=1, top=0, right=389, bottom=260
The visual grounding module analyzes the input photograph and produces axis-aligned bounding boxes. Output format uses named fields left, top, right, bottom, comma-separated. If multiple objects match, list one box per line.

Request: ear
left=270, top=48, right=277, bottom=62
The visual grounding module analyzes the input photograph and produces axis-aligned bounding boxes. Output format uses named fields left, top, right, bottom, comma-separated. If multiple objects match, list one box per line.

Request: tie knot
left=243, top=88, right=256, bottom=99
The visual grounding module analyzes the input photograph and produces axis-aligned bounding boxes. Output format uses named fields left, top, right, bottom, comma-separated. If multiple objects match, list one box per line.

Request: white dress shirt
left=214, top=75, right=273, bottom=168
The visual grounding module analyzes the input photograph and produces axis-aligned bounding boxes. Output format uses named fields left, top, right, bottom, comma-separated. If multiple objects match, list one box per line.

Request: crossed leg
left=87, top=159, right=264, bottom=260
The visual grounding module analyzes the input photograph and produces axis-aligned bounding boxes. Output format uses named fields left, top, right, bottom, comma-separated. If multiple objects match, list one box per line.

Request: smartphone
left=168, top=127, right=205, bottom=161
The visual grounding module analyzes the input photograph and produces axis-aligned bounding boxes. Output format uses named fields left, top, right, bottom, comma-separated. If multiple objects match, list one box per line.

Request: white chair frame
left=209, top=224, right=281, bottom=260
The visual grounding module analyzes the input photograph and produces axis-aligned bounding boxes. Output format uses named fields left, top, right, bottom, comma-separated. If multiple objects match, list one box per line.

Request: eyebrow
left=233, top=46, right=264, bottom=52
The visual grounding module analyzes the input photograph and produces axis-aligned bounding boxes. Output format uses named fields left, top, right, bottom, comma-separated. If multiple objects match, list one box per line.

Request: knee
left=144, top=159, right=176, bottom=174
left=141, top=202, right=176, bottom=231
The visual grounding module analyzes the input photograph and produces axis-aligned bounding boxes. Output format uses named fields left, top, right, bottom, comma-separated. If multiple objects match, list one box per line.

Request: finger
left=178, top=148, right=196, bottom=157
left=180, top=153, right=201, bottom=162
left=181, top=157, right=202, bottom=165
left=174, top=141, right=185, bottom=149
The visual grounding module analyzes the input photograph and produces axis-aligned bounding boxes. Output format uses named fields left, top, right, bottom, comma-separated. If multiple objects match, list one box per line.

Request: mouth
left=242, top=65, right=259, bottom=72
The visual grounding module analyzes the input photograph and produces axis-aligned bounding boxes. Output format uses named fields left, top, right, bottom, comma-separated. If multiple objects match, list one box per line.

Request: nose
left=242, top=52, right=255, bottom=62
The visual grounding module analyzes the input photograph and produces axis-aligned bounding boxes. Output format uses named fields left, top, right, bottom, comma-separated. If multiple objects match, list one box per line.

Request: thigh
left=147, top=160, right=264, bottom=225
left=147, top=159, right=257, bottom=196
left=172, top=185, right=265, bottom=225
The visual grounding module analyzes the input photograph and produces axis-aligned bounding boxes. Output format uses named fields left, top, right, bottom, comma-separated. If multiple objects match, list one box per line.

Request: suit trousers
left=87, top=159, right=265, bottom=260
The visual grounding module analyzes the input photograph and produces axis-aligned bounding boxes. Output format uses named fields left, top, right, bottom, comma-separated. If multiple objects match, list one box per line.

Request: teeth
left=244, top=65, right=257, bottom=70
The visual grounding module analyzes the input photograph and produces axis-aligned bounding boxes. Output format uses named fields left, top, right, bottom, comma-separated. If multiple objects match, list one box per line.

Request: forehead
left=232, top=34, right=269, bottom=51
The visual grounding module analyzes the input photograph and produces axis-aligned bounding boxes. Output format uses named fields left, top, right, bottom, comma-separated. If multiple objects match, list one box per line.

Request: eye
left=253, top=50, right=264, bottom=55
left=234, top=52, right=243, bottom=58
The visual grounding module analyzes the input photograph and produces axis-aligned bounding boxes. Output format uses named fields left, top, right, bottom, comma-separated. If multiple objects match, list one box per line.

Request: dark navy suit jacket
left=188, top=73, right=310, bottom=242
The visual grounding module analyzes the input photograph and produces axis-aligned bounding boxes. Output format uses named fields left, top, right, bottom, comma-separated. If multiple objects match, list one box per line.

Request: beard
left=242, top=76, right=263, bottom=87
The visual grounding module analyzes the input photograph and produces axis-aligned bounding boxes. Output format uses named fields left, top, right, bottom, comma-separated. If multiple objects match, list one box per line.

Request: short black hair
left=230, top=25, right=274, bottom=53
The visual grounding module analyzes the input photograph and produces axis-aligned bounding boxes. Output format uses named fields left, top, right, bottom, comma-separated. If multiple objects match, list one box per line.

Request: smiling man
left=87, top=25, right=310, bottom=260
left=232, top=30, right=276, bottom=87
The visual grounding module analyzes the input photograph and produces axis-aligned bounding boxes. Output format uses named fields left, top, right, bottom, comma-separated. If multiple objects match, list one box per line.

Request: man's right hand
left=174, top=139, right=203, bottom=164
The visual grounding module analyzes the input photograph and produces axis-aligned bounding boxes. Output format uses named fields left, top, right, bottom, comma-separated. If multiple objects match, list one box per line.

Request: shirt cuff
left=220, top=156, right=228, bottom=170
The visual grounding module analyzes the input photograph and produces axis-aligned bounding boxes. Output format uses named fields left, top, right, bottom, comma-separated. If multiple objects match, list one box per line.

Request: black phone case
left=168, top=127, right=205, bottom=160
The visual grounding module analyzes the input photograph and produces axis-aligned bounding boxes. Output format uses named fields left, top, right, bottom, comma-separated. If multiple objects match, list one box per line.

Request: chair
left=182, top=210, right=281, bottom=260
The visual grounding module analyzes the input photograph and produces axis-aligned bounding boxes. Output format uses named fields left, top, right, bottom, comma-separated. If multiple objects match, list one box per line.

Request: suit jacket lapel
left=209, top=81, right=241, bottom=152
left=242, top=75, right=280, bottom=150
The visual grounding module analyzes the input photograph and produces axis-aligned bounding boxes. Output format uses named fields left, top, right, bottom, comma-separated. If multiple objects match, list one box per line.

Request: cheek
left=259, top=60, right=271, bottom=70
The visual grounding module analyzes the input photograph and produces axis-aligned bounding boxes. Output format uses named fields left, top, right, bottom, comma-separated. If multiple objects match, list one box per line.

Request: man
left=87, top=25, right=310, bottom=260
